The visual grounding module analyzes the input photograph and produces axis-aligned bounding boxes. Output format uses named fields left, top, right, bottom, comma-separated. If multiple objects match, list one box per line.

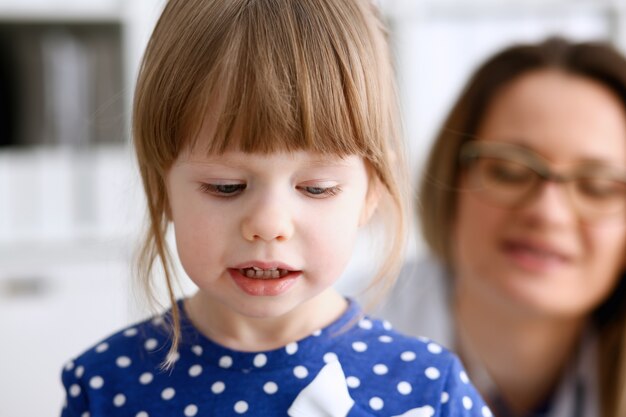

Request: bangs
left=182, top=0, right=385, bottom=159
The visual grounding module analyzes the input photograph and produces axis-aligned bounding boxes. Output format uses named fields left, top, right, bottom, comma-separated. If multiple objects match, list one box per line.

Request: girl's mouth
left=228, top=267, right=301, bottom=296
left=239, top=267, right=291, bottom=279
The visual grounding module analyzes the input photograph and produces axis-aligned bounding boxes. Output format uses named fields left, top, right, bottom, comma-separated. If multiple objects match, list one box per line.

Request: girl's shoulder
left=299, top=313, right=490, bottom=416
left=337, top=312, right=456, bottom=366
left=60, top=311, right=173, bottom=390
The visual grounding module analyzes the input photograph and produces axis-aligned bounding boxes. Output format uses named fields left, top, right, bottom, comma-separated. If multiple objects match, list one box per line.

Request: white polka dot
left=418, top=336, right=430, bottom=343
left=219, top=356, right=233, bottom=368
left=152, top=316, right=164, bottom=326
left=74, top=366, right=84, bottom=378
left=441, top=392, right=449, bottom=404
left=139, top=372, right=153, bottom=385
left=463, top=396, right=473, bottom=410
left=383, top=320, right=392, bottom=330
left=352, top=341, right=367, bottom=352
left=113, top=394, right=126, bottom=407
left=124, top=328, right=138, bottom=337
left=263, top=381, right=278, bottom=394
left=64, top=361, right=75, bottom=371
left=373, top=364, right=388, bottom=375
left=378, top=335, right=393, bottom=343
left=89, top=376, right=104, bottom=389
left=346, top=376, right=360, bottom=388
left=161, top=387, right=175, bottom=400
left=425, top=367, right=440, bottom=380
left=116, top=356, right=131, bottom=368
left=144, top=338, right=158, bottom=351
left=192, top=345, right=203, bottom=356
left=419, top=406, right=435, bottom=416
left=285, top=342, right=298, bottom=355
left=184, top=404, right=198, bottom=416
left=482, top=406, right=493, bottom=417
left=369, top=397, right=384, bottom=411
left=81, top=412, right=90, bottom=417
left=253, top=354, right=267, bottom=368
left=359, top=318, right=373, bottom=329
left=234, top=400, right=248, bottom=414
left=188, top=364, right=202, bottom=377
left=460, top=370, right=470, bottom=384
left=69, top=384, right=81, bottom=397
left=427, top=343, right=443, bottom=354
left=95, top=343, right=109, bottom=353
left=312, top=329, right=322, bottom=336
left=323, top=352, right=338, bottom=363
left=401, top=351, right=416, bottom=361
left=211, top=381, right=225, bottom=394
left=397, top=381, right=412, bottom=395
left=293, top=366, right=308, bottom=379
left=136, top=412, right=148, bottom=417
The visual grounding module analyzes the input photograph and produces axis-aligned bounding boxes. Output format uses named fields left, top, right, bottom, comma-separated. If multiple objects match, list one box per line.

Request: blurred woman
left=379, top=37, right=626, bottom=417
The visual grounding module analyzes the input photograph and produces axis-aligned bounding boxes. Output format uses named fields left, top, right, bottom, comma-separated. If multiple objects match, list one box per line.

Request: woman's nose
left=241, top=193, right=295, bottom=242
left=520, top=181, right=577, bottom=225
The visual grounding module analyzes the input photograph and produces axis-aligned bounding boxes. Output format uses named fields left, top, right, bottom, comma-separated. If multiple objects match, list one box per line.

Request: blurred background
left=0, top=0, right=624, bottom=415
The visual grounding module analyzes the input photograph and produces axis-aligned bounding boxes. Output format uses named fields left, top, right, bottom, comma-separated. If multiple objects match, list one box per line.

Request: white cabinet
left=0, top=2, right=163, bottom=415
left=0, top=246, right=134, bottom=417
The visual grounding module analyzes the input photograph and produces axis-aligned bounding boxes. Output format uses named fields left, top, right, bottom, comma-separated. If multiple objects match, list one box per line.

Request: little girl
left=60, top=0, right=489, bottom=416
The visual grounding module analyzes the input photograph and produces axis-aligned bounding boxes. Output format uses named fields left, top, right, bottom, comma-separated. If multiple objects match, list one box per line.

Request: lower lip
left=228, top=269, right=301, bottom=296
left=502, top=243, right=568, bottom=274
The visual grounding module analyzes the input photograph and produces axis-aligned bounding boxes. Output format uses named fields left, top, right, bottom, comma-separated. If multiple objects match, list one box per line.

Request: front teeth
left=241, top=267, right=290, bottom=279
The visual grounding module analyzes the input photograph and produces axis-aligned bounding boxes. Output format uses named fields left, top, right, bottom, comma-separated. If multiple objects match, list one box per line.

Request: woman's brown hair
left=132, top=0, right=408, bottom=368
left=418, top=37, right=626, bottom=417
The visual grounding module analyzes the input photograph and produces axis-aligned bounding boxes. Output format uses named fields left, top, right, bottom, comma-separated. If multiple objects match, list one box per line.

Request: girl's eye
left=298, top=185, right=341, bottom=198
left=199, top=183, right=246, bottom=196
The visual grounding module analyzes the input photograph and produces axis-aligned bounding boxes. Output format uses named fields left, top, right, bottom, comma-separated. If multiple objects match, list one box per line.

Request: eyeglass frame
left=457, top=140, right=626, bottom=222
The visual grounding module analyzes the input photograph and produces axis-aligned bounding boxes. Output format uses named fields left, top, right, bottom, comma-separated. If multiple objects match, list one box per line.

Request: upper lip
left=501, top=237, right=575, bottom=261
left=231, top=261, right=299, bottom=271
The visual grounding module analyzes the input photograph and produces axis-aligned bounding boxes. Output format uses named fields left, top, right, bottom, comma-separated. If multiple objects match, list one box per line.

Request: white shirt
left=372, top=258, right=601, bottom=417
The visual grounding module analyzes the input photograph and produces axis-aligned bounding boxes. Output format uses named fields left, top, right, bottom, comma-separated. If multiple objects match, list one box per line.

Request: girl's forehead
left=178, top=147, right=357, bottom=166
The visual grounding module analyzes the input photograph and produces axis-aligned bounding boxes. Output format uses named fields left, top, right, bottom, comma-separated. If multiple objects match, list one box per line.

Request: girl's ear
left=359, top=177, right=382, bottom=226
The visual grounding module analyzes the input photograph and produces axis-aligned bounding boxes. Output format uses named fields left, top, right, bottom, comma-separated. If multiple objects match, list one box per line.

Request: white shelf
left=0, top=1, right=122, bottom=22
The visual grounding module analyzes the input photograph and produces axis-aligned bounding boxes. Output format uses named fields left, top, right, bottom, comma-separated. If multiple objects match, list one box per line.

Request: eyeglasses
left=458, top=141, right=626, bottom=222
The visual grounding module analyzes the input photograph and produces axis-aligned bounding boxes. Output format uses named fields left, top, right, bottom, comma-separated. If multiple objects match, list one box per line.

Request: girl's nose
left=241, top=194, right=295, bottom=242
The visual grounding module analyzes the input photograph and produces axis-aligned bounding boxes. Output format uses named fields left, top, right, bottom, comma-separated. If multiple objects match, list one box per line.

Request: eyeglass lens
left=461, top=142, right=626, bottom=221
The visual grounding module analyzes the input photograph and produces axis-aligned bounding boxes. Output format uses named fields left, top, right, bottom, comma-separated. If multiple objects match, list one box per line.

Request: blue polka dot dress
left=61, top=299, right=490, bottom=416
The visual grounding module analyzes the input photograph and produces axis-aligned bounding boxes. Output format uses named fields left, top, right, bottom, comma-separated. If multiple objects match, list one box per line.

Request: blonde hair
left=419, top=37, right=626, bottom=417
left=133, top=0, right=408, bottom=366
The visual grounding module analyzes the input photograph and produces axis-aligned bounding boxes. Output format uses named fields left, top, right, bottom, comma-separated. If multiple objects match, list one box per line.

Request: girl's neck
left=185, top=289, right=348, bottom=352
left=453, top=287, right=586, bottom=416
